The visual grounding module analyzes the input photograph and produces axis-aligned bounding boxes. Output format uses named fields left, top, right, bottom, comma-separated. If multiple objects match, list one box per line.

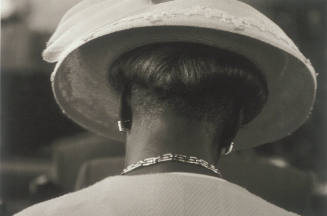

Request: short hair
left=108, top=42, right=268, bottom=143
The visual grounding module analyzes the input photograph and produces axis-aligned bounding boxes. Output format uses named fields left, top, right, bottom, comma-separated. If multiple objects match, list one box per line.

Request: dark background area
left=1, top=71, right=83, bottom=157
left=1, top=0, right=327, bottom=215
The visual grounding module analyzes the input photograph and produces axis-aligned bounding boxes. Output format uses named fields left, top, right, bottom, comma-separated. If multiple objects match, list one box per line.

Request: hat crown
left=44, top=0, right=304, bottom=65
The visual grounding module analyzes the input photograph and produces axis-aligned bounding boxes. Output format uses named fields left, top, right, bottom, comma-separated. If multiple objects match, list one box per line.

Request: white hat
left=43, top=0, right=317, bottom=150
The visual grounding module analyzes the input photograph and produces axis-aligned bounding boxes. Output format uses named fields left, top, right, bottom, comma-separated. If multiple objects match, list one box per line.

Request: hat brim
left=51, top=25, right=316, bottom=150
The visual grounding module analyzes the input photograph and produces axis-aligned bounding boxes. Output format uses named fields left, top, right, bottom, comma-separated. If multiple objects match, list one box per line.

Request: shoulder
left=14, top=190, right=89, bottom=216
left=14, top=176, right=119, bottom=216
left=170, top=172, right=301, bottom=216
left=14, top=173, right=300, bottom=216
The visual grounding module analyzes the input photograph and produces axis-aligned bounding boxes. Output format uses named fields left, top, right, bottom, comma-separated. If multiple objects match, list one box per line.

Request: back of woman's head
left=108, top=42, right=268, bottom=143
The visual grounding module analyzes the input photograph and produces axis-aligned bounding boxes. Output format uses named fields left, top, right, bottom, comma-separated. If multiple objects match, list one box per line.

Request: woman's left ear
left=220, top=107, right=242, bottom=156
left=118, top=84, right=132, bottom=132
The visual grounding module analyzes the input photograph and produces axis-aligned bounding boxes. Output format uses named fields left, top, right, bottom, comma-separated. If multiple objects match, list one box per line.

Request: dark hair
left=108, top=42, right=268, bottom=144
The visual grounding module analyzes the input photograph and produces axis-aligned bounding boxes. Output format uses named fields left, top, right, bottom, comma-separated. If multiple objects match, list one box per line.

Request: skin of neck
left=125, top=108, right=224, bottom=176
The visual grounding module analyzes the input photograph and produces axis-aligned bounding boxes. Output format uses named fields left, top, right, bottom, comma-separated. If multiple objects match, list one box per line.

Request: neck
left=124, top=111, right=222, bottom=176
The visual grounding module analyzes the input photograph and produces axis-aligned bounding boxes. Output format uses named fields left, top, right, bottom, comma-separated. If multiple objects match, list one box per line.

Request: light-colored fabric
left=74, top=155, right=312, bottom=214
left=15, top=172, right=299, bottom=216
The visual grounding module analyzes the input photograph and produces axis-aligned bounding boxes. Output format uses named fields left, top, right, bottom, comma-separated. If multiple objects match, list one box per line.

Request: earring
left=118, top=120, right=131, bottom=132
left=222, top=142, right=234, bottom=155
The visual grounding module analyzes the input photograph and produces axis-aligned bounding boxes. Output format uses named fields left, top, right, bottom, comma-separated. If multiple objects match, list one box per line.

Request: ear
left=219, top=107, right=243, bottom=154
left=118, top=84, right=132, bottom=131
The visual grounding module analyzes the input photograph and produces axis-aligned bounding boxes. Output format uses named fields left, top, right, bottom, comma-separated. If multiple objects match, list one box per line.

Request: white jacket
left=15, top=172, right=299, bottom=216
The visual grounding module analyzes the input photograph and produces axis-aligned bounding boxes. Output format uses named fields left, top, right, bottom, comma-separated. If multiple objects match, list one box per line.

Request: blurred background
left=1, top=0, right=327, bottom=215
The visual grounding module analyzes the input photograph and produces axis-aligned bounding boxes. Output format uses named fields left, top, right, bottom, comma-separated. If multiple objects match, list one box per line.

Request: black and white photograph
left=1, top=0, right=326, bottom=215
